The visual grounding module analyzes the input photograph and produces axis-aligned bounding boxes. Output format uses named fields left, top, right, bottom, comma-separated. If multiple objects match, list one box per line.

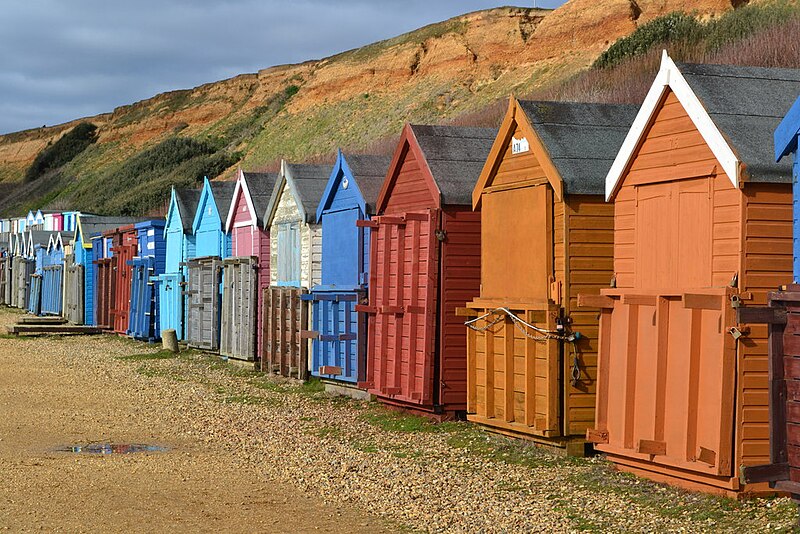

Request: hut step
left=6, top=324, right=102, bottom=336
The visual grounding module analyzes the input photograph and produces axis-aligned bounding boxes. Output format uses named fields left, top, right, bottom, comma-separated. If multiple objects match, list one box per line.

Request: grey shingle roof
left=175, top=189, right=201, bottom=232
left=677, top=62, right=800, bottom=183
left=209, top=181, right=236, bottom=220
left=285, top=163, right=332, bottom=223
left=80, top=216, right=151, bottom=241
left=410, top=125, right=496, bottom=205
left=342, top=154, right=392, bottom=214
left=518, top=101, right=639, bottom=195
left=242, top=172, right=279, bottom=227
left=27, top=230, right=53, bottom=247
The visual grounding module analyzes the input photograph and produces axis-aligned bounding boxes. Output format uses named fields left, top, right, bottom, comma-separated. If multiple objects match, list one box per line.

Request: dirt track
left=0, top=311, right=388, bottom=532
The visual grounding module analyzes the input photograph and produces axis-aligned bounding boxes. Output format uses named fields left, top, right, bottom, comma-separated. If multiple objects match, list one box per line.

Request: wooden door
left=111, top=238, right=137, bottom=334
left=309, top=290, right=366, bottom=383
left=277, top=222, right=301, bottom=286
left=129, top=258, right=152, bottom=339
left=187, top=258, right=221, bottom=350
left=263, top=286, right=308, bottom=378
left=158, top=273, right=183, bottom=340
left=221, top=258, right=257, bottom=361
left=65, top=262, right=84, bottom=325
left=322, top=208, right=361, bottom=286
left=0, top=258, right=5, bottom=305
left=361, top=209, right=439, bottom=405
left=95, top=258, right=114, bottom=329
left=593, top=288, right=736, bottom=476
left=634, top=179, right=712, bottom=290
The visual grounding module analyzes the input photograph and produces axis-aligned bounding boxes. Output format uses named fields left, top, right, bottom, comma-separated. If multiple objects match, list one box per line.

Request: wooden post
left=162, top=329, right=179, bottom=353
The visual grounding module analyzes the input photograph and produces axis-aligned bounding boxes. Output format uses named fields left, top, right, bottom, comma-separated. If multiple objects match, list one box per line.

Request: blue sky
left=0, top=1, right=566, bottom=134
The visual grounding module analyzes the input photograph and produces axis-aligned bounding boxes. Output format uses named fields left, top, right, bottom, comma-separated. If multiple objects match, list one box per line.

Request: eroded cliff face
left=0, top=0, right=738, bottom=213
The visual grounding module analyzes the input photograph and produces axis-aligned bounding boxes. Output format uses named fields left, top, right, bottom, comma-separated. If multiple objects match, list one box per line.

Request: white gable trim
left=605, top=51, right=740, bottom=200
left=225, top=169, right=257, bottom=232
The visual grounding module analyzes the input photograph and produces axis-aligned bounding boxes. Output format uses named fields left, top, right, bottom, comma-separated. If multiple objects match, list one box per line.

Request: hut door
left=635, top=179, right=712, bottom=289
left=159, top=273, right=183, bottom=340
left=322, top=208, right=360, bottom=286
left=277, top=222, right=301, bottom=286
left=187, top=258, right=222, bottom=350
left=364, top=209, right=439, bottom=405
left=220, top=258, right=257, bottom=360
left=596, top=288, right=735, bottom=477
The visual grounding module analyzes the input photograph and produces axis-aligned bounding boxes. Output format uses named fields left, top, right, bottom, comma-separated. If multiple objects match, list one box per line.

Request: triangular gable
left=776, top=94, right=800, bottom=162
left=264, top=160, right=307, bottom=227
left=315, top=150, right=368, bottom=223
left=35, top=210, right=44, bottom=225
left=225, top=169, right=258, bottom=232
left=605, top=51, right=739, bottom=200
left=191, top=177, right=221, bottom=234
left=26, top=211, right=35, bottom=225
left=376, top=124, right=441, bottom=214
left=74, top=214, right=90, bottom=249
left=47, top=233, right=63, bottom=253
left=472, top=98, right=564, bottom=209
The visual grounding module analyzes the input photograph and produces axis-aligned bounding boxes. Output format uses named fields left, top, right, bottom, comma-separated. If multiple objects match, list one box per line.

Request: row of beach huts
left=2, top=53, right=800, bottom=498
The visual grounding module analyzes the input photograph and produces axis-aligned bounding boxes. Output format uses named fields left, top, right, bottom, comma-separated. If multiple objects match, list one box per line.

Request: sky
left=0, top=1, right=566, bottom=135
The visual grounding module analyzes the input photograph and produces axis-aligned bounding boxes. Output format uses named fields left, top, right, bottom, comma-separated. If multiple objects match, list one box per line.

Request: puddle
left=54, top=443, right=168, bottom=454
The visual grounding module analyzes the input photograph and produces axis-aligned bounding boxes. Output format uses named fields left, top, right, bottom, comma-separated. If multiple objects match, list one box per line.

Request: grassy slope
left=3, top=1, right=800, bottom=217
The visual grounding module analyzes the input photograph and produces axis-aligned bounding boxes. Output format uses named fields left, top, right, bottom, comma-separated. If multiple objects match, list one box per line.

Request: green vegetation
left=117, top=350, right=179, bottom=361
left=360, top=409, right=462, bottom=433
left=594, top=12, right=702, bottom=68
left=24, top=122, right=97, bottom=182
left=70, top=136, right=239, bottom=215
left=594, top=2, right=800, bottom=69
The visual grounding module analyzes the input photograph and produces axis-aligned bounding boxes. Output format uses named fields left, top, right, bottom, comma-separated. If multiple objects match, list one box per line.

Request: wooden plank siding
left=739, top=184, right=793, bottom=467
left=438, top=207, right=481, bottom=411
left=564, top=196, right=614, bottom=435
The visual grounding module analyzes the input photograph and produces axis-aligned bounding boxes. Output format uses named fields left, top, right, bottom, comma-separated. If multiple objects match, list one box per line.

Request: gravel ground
left=0, top=306, right=796, bottom=532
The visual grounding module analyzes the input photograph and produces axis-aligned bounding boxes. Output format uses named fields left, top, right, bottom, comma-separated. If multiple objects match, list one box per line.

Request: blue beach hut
left=185, top=178, right=235, bottom=351
left=41, top=233, right=64, bottom=316
left=128, top=220, right=167, bottom=341
left=305, top=152, right=390, bottom=385
left=158, top=188, right=201, bottom=341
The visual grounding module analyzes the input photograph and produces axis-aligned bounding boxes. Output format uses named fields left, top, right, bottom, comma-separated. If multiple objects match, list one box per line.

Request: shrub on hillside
left=24, top=122, right=97, bottom=182
left=594, top=3, right=800, bottom=70
left=593, top=12, right=702, bottom=69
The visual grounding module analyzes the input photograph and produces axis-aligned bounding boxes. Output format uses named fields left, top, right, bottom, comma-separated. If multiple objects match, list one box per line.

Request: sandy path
left=0, top=325, right=388, bottom=533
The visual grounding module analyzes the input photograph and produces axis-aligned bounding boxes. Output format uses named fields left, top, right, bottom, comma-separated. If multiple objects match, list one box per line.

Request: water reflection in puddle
left=54, top=443, right=168, bottom=454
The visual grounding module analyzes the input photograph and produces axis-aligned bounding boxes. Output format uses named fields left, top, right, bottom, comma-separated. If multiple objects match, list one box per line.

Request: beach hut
left=463, top=99, right=637, bottom=451
left=221, top=170, right=278, bottom=361
left=92, top=234, right=112, bottom=328
left=186, top=178, right=235, bottom=351
left=262, top=161, right=330, bottom=378
left=41, top=233, right=64, bottom=316
left=8, top=234, right=24, bottom=307
left=305, top=152, right=390, bottom=387
left=127, top=220, right=166, bottom=341
left=101, top=225, right=139, bottom=334
left=62, top=212, right=83, bottom=233
left=25, top=231, right=53, bottom=315
left=582, top=54, right=800, bottom=496
left=70, top=216, right=142, bottom=325
left=357, top=124, right=494, bottom=418
left=26, top=211, right=37, bottom=230
left=158, top=188, right=200, bottom=341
